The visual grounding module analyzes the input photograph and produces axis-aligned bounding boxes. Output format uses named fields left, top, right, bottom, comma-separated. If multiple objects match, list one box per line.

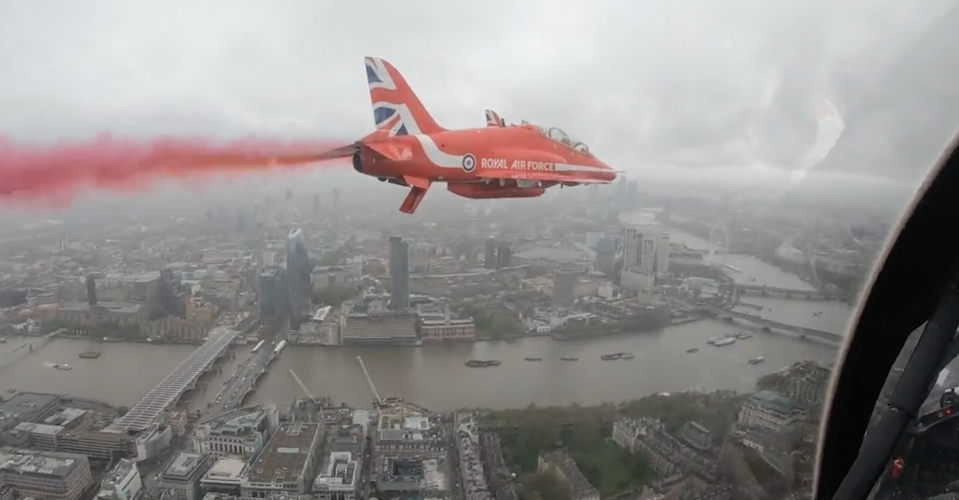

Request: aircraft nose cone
left=601, top=163, right=617, bottom=182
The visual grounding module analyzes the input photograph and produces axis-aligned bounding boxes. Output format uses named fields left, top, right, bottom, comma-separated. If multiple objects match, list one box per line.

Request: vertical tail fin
left=365, top=57, right=446, bottom=137
left=485, top=109, right=505, bottom=127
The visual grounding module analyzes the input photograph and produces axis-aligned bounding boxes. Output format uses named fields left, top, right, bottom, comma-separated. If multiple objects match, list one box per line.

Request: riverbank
left=0, top=316, right=838, bottom=412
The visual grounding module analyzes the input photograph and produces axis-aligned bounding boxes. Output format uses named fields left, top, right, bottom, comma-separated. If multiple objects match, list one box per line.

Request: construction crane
left=356, top=356, right=383, bottom=406
left=289, top=369, right=317, bottom=403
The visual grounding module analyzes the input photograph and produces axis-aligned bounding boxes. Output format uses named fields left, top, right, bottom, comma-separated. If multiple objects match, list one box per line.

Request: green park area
left=482, top=390, right=747, bottom=498
left=460, top=305, right=521, bottom=339
left=498, top=417, right=650, bottom=498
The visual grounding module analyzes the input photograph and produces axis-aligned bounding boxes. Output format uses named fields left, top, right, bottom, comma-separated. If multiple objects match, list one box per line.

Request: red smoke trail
left=0, top=133, right=349, bottom=207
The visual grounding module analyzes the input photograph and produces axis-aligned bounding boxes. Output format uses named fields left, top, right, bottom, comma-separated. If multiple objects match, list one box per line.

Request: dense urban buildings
left=388, top=236, right=410, bottom=311
left=0, top=175, right=887, bottom=500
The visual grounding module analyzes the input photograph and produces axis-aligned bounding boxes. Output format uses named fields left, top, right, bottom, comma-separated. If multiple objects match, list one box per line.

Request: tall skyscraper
left=286, top=228, right=312, bottom=325
left=656, top=233, right=671, bottom=277
left=484, top=239, right=497, bottom=269
left=621, top=226, right=656, bottom=292
left=313, top=193, right=321, bottom=214
left=496, top=243, right=513, bottom=269
left=259, top=267, right=292, bottom=319
left=594, top=236, right=618, bottom=275
left=640, top=236, right=657, bottom=275
left=389, top=236, right=410, bottom=310
left=623, top=227, right=644, bottom=270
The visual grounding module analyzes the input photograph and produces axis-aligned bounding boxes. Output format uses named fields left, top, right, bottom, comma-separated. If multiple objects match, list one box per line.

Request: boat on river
left=465, top=360, right=502, bottom=368
left=53, top=364, right=72, bottom=371
left=601, top=352, right=625, bottom=361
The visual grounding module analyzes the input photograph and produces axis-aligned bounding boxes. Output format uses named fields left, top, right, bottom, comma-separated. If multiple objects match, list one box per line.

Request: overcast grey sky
left=0, top=0, right=954, bottom=195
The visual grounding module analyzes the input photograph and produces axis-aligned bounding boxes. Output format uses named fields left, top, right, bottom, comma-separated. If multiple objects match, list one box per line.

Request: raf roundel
left=462, top=154, right=476, bottom=173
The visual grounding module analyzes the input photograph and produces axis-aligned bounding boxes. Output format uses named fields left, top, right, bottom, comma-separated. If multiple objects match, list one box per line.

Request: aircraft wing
left=474, top=169, right=612, bottom=184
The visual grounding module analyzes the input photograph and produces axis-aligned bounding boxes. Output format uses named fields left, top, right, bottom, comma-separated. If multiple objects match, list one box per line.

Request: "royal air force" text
left=480, top=158, right=555, bottom=172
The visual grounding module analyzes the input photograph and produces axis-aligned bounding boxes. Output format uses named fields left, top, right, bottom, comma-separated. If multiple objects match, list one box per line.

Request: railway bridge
left=732, top=284, right=836, bottom=301
left=705, top=306, right=842, bottom=343
left=105, top=327, right=241, bottom=433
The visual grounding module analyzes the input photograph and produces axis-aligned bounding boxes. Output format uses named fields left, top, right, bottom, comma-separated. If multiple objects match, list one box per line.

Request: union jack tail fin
left=365, top=57, right=446, bottom=137
left=485, top=109, right=505, bottom=127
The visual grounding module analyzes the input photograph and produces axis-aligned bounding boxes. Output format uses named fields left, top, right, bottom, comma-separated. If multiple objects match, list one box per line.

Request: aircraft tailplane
left=365, top=57, right=446, bottom=137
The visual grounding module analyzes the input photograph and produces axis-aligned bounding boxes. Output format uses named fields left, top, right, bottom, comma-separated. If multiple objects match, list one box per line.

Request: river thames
left=0, top=230, right=855, bottom=412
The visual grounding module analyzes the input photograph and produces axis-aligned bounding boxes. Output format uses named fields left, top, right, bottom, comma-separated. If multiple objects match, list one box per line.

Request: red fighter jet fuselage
left=317, top=57, right=618, bottom=214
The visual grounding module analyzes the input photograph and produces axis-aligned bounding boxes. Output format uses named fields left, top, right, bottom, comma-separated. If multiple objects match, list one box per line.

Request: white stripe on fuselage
left=409, top=135, right=609, bottom=174
left=411, top=134, right=464, bottom=169
left=554, top=163, right=608, bottom=172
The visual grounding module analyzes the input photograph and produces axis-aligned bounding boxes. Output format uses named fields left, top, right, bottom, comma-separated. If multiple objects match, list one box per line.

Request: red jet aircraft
left=317, top=57, right=618, bottom=214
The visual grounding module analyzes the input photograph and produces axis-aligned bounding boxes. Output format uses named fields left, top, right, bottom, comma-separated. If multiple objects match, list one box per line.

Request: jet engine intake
left=447, top=183, right=546, bottom=200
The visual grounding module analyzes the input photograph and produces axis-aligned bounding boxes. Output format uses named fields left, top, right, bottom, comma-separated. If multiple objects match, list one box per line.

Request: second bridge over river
left=704, top=306, right=842, bottom=344
left=732, top=284, right=840, bottom=301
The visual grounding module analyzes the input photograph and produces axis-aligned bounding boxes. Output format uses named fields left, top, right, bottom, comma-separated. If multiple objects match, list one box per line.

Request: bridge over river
left=732, top=284, right=839, bottom=301
left=705, top=306, right=842, bottom=343
left=105, top=326, right=241, bottom=433
left=0, top=329, right=67, bottom=366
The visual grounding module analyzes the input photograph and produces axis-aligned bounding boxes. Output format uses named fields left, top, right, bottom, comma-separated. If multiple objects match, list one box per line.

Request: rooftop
left=0, top=447, right=84, bottom=478
left=540, top=450, right=597, bottom=497
left=752, top=390, right=799, bottom=415
left=14, top=422, right=63, bottom=436
left=161, top=453, right=210, bottom=481
left=201, top=458, right=247, bottom=484
left=314, top=452, right=358, bottom=490
left=43, top=407, right=88, bottom=427
left=247, top=422, right=321, bottom=484
left=378, top=414, right=433, bottom=442
left=197, top=404, right=273, bottom=432
left=103, top=459, right=138, bottom=487
left=0, top=392, right=58, bottom=430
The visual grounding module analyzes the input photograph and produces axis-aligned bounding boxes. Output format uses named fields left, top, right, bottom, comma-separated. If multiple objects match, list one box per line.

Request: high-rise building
left=656, top=233, right=670, bottom=277
left=259, top=267, right=292, bottom=319
left=0, top=448, right=94, bottom=500
left=287, top=229, right=312, bottom=326
left=483, top=239, right=497, bottom=269
left=389, top=236, right=410, bottom=310
left=640, top=235, right=657, bottom=275
left=496, top=243, right=513, bottom=269
left=621, top=227, right=657, bottom=292
left=313, top=193, right=321, bottom=214
left=594, top=237, right=618, bottom=275
left=622, top=227, right=644, bottom=270
left=552, top=269, right=581, bottom=308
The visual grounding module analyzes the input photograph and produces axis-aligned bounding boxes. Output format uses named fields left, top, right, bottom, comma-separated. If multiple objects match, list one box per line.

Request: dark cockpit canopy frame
left=815, top=134, right=959, bottom=500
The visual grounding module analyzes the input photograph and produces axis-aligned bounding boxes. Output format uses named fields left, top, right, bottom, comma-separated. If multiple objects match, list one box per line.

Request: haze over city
left=2, top=2, right=959, bottom=500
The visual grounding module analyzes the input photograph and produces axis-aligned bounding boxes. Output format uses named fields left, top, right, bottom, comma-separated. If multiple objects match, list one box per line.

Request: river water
left=0, top=230, right=856, bottom=412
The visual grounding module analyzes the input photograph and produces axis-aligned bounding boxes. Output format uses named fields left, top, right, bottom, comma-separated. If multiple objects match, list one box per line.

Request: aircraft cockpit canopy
left=530, top=123, right=591, bottom=155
